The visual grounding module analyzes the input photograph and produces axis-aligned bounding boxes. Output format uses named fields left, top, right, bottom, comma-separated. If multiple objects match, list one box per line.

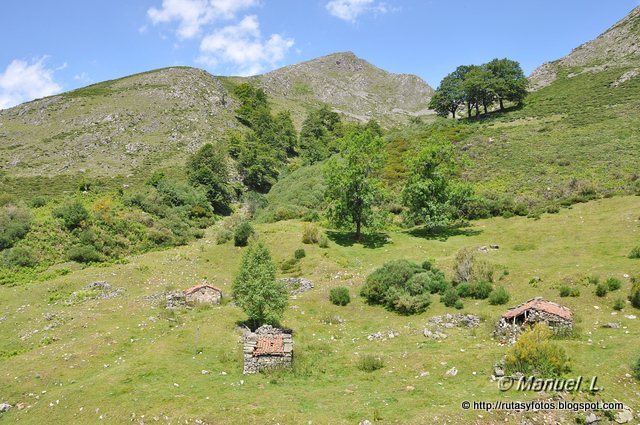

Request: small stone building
left=495, top=297, right=573, bottom=342
left=183, top=283, right=222, bottom=305
left=243, top=325, right=293, bottom=374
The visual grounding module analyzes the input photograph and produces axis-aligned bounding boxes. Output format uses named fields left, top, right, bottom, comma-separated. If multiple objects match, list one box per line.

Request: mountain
left=250, top=52, right=434, bottom=125
left=529, top=6, right=640, bottom=90
left=0, top=53, right=433, bottom=181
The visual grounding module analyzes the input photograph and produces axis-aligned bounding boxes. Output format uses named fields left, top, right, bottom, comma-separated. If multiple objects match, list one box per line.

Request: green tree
left=429, top=72, right=465, bottom=119
left=0, top=203, right=31, bottom=250
left=273, top=111, right=298, bottom=158
left=486, top=58, right=528, bottom=110
left=232, top=241, right=288, bottom=326
left=401, top=137, right=464, bottom=227
left=236, top=132, right=280, bottom=193
left=186, top=143, right=232, bottom=214
left=463, top=65, right=495, bottom=116
left=299, top=105, right=341, bottom=164
left=324, top=129, right=386, bottom=240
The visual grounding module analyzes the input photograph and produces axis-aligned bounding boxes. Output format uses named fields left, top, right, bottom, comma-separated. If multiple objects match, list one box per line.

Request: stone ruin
left=277, top=277, right=313, bottom=295
left=494, top=297, right=573, bottom=343
left=243, top=325, right=293, bottom=374
left=183, top=283, right=222, bottom=305
left=423, top=313, right=480, bottom=340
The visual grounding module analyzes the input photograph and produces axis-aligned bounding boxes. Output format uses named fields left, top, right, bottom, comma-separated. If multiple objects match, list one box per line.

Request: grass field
left=1, top=195, right=638, bottom=424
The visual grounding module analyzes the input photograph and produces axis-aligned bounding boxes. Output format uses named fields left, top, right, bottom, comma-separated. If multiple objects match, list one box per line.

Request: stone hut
left=183, top=283, right=222, bottom=305
left=243, top=325, right=293, bottom=374
left=495, top=297, right=573, bottom=342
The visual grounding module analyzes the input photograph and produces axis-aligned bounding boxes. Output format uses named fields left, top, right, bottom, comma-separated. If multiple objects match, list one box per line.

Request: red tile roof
left=502, top=298, right=572, bottom=321
left=253, top=335, right=284, bottom=356
left=183, top=283, right=222, bottom=296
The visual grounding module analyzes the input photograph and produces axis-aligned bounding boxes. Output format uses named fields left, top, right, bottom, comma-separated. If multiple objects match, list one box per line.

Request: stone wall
left=494, top=310, right=573, bottom=343
left=243, top=325, right=293, bottom=374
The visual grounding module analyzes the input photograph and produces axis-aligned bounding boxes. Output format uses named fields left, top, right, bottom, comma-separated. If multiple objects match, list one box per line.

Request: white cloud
left=325, top=0, right=388, bottom=22
left=148, top=0, right=258, bottom=39
left=74, top=72, right=93, bottom=84
left=0, top=57, right=62, bottom=110
left=199, top=15, right=294, bottom=76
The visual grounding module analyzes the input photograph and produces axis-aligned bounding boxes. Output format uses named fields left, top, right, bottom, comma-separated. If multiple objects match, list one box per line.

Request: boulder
left=0, top=403, right=11, bottom=412
left=615, top=409, right=633, bottom=424
left=585, top=413, right=599, bottom=424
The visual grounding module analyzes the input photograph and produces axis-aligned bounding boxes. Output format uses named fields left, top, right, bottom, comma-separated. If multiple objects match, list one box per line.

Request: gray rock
left=493, top=366, right=505, bottom=377
left=602, top=322, right=620, bottom=329
left=585, top=413, right=599, bottom=424
left=445, top=367, right=458, bottom=377
left=0, top=403, right=11, bottom=412
left=359, top=420, right=372, bottom=425
left=615, top=409, right=633, bottom=424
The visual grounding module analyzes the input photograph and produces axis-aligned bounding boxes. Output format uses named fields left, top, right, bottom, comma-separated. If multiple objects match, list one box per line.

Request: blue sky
left=0, top=0, right=637, bottom=109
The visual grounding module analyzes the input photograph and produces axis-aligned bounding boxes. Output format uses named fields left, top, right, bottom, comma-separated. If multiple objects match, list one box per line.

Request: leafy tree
left=486, top=58, right=528, bottom=110
left=299, top=105, right=341, bottom=164
left=187, top=143, right=232, bottom=214
left=273, top=111, right=298, bottom=158
left=236, top=132, right=281, bottom=193
left=233, top=83, right=269, bottom=129
left=463, top=65, right=495, bottom=115
left=232, top=241, right=288, bottom=326
left=429, top=72, right=465, bottom=119
left=401, top=137, right=466, bottom=228
left=324, top=129, right=386, bottom=240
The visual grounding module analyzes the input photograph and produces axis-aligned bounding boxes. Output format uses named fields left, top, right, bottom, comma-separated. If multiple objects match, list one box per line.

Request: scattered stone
left=624, top=315, right=636, bottom=320
left=87, top=281, right=111, bottom=290
left=602, top=323, right=621, bottom=329
left=0, top=403, right=11, bottom=413
left=423, top=329, right=448, bottom=340
left=405, top=385, right=415, bottom=391
left=359, top=420, right=372, bottom=425
left=493, top=365, right=505, bottom=377
left=201, top=370, right=210, bottom=375
left=368, top=330, right=399, bottom=341
left=614, top=409, right=633, bottom=424
left=277, top=278, right=314, bottom=295
left=445, top=367, right=458, bottom=377
left=428, top=314, right=480, bottom=328
left=165, top=291, right=186, bottom=309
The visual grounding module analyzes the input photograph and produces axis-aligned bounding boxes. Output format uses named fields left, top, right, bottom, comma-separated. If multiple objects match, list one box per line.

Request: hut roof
left=253, top=335, right=285, bottom=356
left=502, top=297, right=572, bottom=321
left=183, top=283, right=222, bottom=296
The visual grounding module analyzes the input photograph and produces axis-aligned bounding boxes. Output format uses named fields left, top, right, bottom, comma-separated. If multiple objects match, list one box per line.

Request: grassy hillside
left=0, top=196, right=638, bottom=423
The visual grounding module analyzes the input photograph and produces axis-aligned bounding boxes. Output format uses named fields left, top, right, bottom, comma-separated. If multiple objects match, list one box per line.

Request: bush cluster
left=357, top=355, right=384, bottom=372
left=234, top=222, right=254, bottom=247
left=488, top=286, right=511, bottom=305
left=329, top=287, right=351, bottom=306
left=504, top=323, right=570, bottom=377
left=361, top=259, right=449, bottom=315
left=559, top=285, right=580, bottom=297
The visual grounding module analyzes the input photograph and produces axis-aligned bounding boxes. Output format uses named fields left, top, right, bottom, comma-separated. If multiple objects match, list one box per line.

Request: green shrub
left=294, top=248, right=306, bottom=260
left=421, top=260, right=432, bottom=270
left=613, top=297, right=626, bottom=311
left=454, top=299, right=464, bottom=310
left=595, top=283, right=608, bottom=297
left=234, top=222, right=254, bottom=247
left=280, top=258, right=298, bottom=273
left=330, top=287, right=351, bottom=306
left=357, top=355, right=384, bottom=372
left=360, top=259, right=445, bottom=314
left=504, top=323, right=570, bottom=377
left=53, top=200, right=89, bottom=230
left=67, top=245, right=102, bottom=263
left=629, top=280, right=640, bottom=308
left=488, top=286, right=511, bottom=305
left=318, top=234, right=329, bottom=248
left=3, top=246, right=37, bottom=268
left=559, top=285, right=580, bottom=297
left=0, top=204, right=32, bottom=249
left=453, top=247, right=496, bottom=284
left=29, top=196, right=48, bottom=208
left=606, top=277, right=622, bottom=291
left=628, top=246, right=640, bottom=259
left=216, top=228, right=233, bottom=245
left=302, top=223, right=319, bottom=244
left=441, top=287, right=460, bottom=307
left=633, top=357, right=640, bottom=381
left=456, top=280, right=493, bottom=299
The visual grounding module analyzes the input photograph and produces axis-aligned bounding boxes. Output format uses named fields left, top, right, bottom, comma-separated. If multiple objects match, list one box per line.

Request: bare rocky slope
left=529, top=6, right=640, bottom=90
left=0, top=53, right=433, bottom=179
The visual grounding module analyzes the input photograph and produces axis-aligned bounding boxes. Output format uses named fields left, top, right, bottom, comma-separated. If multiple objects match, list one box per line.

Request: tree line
left=429, top=58, right=528, bottom=119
